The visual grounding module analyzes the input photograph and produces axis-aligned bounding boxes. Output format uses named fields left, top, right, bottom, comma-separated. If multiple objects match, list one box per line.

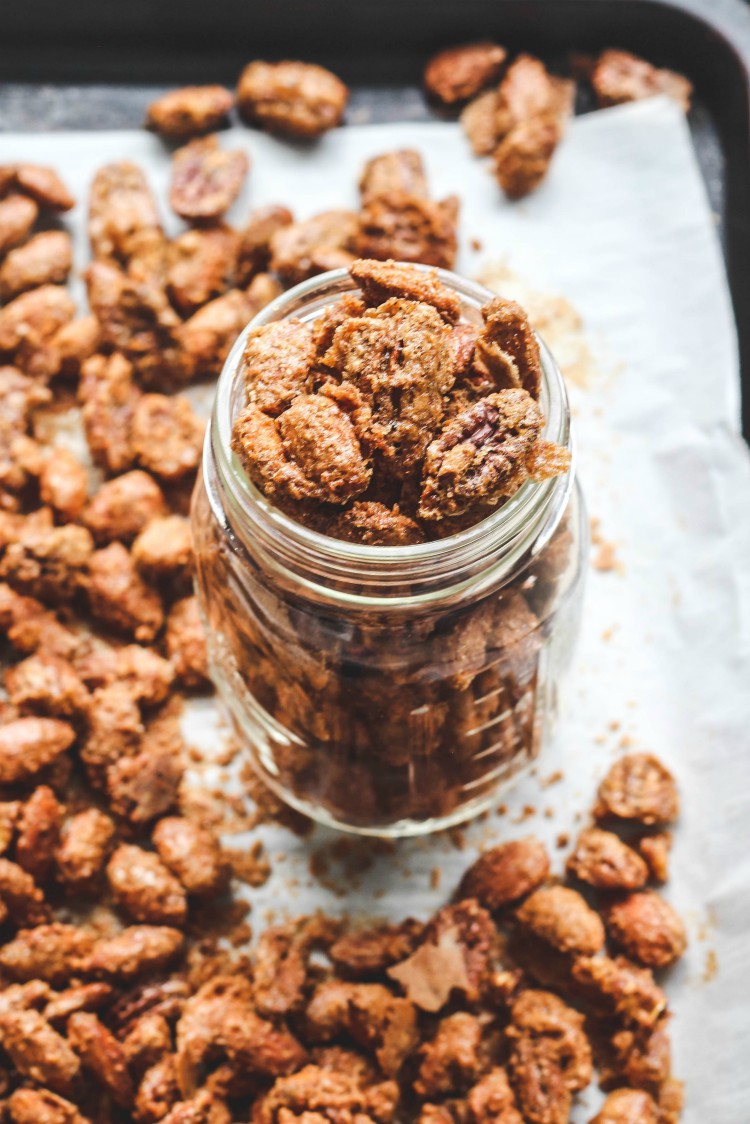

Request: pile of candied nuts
left=0, top=39, right=693, bottom=1124
left=231, top=257, right=569, bottom=543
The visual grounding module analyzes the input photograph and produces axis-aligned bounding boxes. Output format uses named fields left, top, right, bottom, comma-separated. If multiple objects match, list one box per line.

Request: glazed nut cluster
left=231, top=258, right=569, bottom=544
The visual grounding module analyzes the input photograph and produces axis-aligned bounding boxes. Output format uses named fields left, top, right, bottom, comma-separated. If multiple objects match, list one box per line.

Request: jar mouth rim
left=211, top=265, right=573, bottom=573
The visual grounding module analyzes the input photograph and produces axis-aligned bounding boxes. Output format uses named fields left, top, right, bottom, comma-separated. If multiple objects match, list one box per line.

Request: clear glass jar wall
left=191, top=269, right=587, bottom=836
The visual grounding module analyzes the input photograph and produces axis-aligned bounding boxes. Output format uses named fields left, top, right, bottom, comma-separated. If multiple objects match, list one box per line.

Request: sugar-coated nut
left=638, top=832, right=672, bottom=883
left=516, top=886, right=605, bottom=956
left=0, top=517, right=94, bottom=603
left=166, top=595, right=210, bottom=690
left=78, top=351, right=140, bottom=476
left=83, top=470, right=167, bottom=545
left=7, top=1088, right=91, bottom=1124
left=39, top=448, right=89, bottom=522
left=566, top=828, right=649, bottom=891
left=350, top=258, right=462, bottom=324
left=237, top=60, right=348, bottom=138
left=355, top=192, right=459, bottom=270
left=4, top=163, right=75, bottom=211
left=147, top=84, right=234, bottom=137
left=589, top=1088, right=659, bottom=1124
left=466, top=1067, right=524, bottom=1124
left=0, top=923, right=94, bottom=985
left=166, top=224, right=239, bottom=314
left=269, top=210, right=358, bottom=285
left=305, top=980, right=418, bottom=1077
left=237, top=204, right=294, bottom=282
left=86, top=542, right=164, bottom=642
left=67, top=1010, right=134, bottom=1107
left=242, top=319, right=315, bottom=417
left=169, top=135, right=249, bottom=222
left=176, top=287, right=253, bottom=380
left=494, top=114, right=561, bottom=200
left=0, top=1007, right=80, bottom=1094
left=107, top=843, right=188, bottom=926
left=14, top=785, right=63, bottom=883
left=87, top=161, right=162, bottom=267
left=359, top=149, right=429, bottom=205
left=595, top=753, right=679, bottom=826
left=132, top=515, right=194, bottom=581
left=571, top=954, right=667, bottom=1029
left=152, top=816, right=228, bottom=897
left=106, top=742, right=183, bottom=824
left=424, top=41, right=508, bottom=105
left=0, top=856, right=51, bottom=925
left=0, top=716, right=76, bottom=784
left=85, top=926, right=185, bottom=980
left=325, top=502, right=425, bottom=546
left=461, top=90, right=501, bottom=156
left=6, top=652, right=90, bottom=718
left=0, top=286, right=76, bottom=374
left=605, top=891, right=687, bottom=968
left=459, top=836, right=551, bottom=909
left=414, top=1011, right=484, bottom=1097
left=0, top=193, right=39, bottom=255
left=131, top=394, right=205, bottom=481
left=591, top=49, right=692, bottom=112
left=56, top=808, right=117, bottom=892
left=0, top=231, right=73, bottom=301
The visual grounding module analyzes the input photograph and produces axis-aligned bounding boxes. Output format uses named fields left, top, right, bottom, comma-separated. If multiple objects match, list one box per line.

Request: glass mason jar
left=191, top=267, right=587, bottom=837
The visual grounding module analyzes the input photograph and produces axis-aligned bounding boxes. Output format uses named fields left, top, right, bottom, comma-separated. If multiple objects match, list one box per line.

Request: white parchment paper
left=4, top=96, right=749, bottom=1120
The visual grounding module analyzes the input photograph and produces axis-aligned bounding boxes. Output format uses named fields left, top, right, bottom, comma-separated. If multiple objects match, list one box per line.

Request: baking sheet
left=4, top=96, right=750, bottom=1120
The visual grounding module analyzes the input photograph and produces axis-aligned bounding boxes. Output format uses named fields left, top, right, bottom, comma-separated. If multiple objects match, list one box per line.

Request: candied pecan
left=67, top=1010, right=134, bottom=1108
left=417, top=1106, right=453, bottom=1124
left=418, top=389, right=543, bottom=520
left=147, top=85, right=234, bottom=138
left=79, top=352, right=140, bottom=476
left=461, top=90, right=501, bottom=157
left=46, top=315, right=101, bottom=381
left=252, top=916, right=339, bottom=1018
left=424, top=41, right=508, bottom=105
left=237, top=60, right=348, bottom=138
left=106, top=740, right=183, bottom=824
left=325, top=502, right=425, bottom=546
left=169, top=136, right=249, bottom=222
left=14, top=784, right=63, bottom=882
left=7, top=1087, right=90, bottom=1124
left=43, top=982, right=113, bottom=1024
left=329, top=920, right=423, bottom=979
left=0, top=193, right=38, bottom=255
left=355, top=192, right=459, bottom=270
left=81, top=644, right=175, bottom=706
left=38, top=449, right=89, bottom=523
left=506, top=991, right=591, bottom=1124
left=132, top=515, right=194, bottom=585
left=6, top=653, right=90, bottom=718
left=160, top=1089, right=231, bottom=1123
left=166, top=225, right=239, bottom=314
left=0, top=923, right=92, bottom=984
left=516, top=886, right=605, bottom=957
left=233, top=396, right=371, bottom=506
left=0, top=230, right=73, bottom=301
left=0, top=365, right=50, bottom=495
left=494, top=56, right=573, bottom=139
left=240, top=318, right=314, bottom=417
left=247, top=271, right=284, bottom=313
left=590, top=1088, right=659, bottom=1124
left=0, top=1008, right=80, bottom=1094
left=459, top=836, right=551, bottom=910
left=506, top=1034, right=570, bottom=1124
left=85, top=926, right=185, bottom=980
left=88, top=162, right=164, bottom=269
left=270, top=210, right=359, bottom=286
left=0, top=799, right=20, bottom=854
left=0, top=716, right=75, bottom=785
left=638, top=832, right=672, bottom=884
left=591, top=49, right=692, bottom=111
left=0, top=514, right=92, bottom=603
left=176, top=976, right=308, bottom=1093
left=0, top=285, right=76, bottom=378
left=236, top=204, right=294, bottom=283
left=165, top=596, right=210, bottom=690
left=256, top=1062, right=398, bottom=1124
left=467, top=1068, right=523, bottom=1124
left=597, top=1018, right=674, bottom=1095
left=605, top=891, right=687, bottom=969
left=390, top=900, right=495, bottom=1011
left=566, top=828, right=649, bottom=891
left=571, top=954, right=667, bottom=1029
left=474, top=297, right=544, bottom=399
left=594, top=754, right=679, bottom=827
left=83, top=470, right=166, bottom=545
left=135, top=1055, right=181, bottom=1123
left=176, top=288, right=252, bottom=380
left=306, top=981, right=418, bottom=1077
left=325, top=297, right=454, bottom=477
left=4, top=164, right=75, bottom=211
left=79, top=682, right=143, bottom=784
left=493, top=115, right=562, bottom=200
left=152, top=816, right=227, bottom=897
left=86, top=542, right=164, bottom=642
left=350, top=258, right=461, bottom=324
left=359, top=150, right=429, bottom=206
left=0, top=583, right=80, bottom=659
left=107, top=843, right=188, bottom=926
left=415, top=1012, right=485, bottom=1098
left=131, top=394, right=205, bottom=481
left=56, top=808, right=116, bottom=893
left=122, top=1011, right=173, bottom=1076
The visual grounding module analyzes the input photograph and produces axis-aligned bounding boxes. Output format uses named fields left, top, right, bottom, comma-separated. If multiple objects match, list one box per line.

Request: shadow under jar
left=191, top=267, right=587, bottom=836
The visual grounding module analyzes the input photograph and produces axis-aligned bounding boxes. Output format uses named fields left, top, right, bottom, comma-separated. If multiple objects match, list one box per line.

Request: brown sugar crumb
left=237, top=60, right=348, bottom=139
left=424, top=41, right=508, bottom=106
left=225, top=839, right=271, bottom=887
left=146, top=85, right=234, bottom=138
left=594, top=539, right=619, bottom=572
left=591, top=49, right=692, bottom=112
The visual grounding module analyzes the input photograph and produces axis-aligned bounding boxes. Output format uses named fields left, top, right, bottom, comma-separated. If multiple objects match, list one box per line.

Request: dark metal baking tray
left=2, top=0, right=749, bottom=435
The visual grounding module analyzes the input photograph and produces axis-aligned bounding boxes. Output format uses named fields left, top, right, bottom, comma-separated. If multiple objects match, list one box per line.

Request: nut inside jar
left=192, top=260, right=587, bottom=835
